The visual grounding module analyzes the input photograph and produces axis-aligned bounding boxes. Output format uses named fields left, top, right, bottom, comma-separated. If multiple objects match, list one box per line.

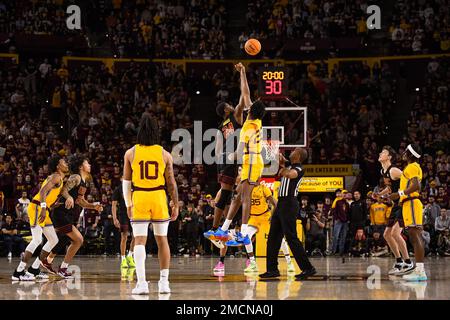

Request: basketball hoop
left=262, top=139, right=280, bottom=162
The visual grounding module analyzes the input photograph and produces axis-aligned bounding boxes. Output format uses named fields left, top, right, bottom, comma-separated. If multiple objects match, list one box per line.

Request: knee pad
left=215, top=189, right=232, bottom=210
left=26, top=240, right=40, bottom=254
left=153, top=222, right=169, bottom=236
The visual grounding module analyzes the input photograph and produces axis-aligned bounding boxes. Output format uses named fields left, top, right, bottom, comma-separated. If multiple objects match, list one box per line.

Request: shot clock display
left=258, top=66, right=288, bottom=98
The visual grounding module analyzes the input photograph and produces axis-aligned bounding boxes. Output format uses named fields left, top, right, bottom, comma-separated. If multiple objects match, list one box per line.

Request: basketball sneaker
left=58, top=268, right=74, bottom=279
left=28, top=266, right=49, bottom=280
left=158, top=280, right=171, bottom=294
left=244, top=260, right=258, bottom=273
left=225, top=232, right=250, bottom=247
left=12, top=270, right=35, bottom=281
left=287, top=261, right=296, bottom=274
left=120, top=258, right=128, bottom=269
left=132, top=282, right=149, bottom=295
left=210, top=228, right=230, bottom=241
left=126, top=255, right=136, bottom=268
left=40, top=259, right=57, bottom=275
left=203, top=229, right=217, bottom=240
left=388, top=262, right=404, bottom=275
left=213, top=261, right=225, bottom=273
left=402, top=269, right=427, bottom=282
left=397, top=261, right=415, bottom=275
left=211, top=239, right=225, bottom=249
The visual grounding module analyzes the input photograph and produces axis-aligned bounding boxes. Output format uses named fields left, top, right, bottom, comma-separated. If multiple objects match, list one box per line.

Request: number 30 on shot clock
left=258, top=67, right=288, bottom=98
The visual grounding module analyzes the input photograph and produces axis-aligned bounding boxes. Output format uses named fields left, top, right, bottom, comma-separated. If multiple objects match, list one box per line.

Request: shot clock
left=258, top=66, right=288, bottom=98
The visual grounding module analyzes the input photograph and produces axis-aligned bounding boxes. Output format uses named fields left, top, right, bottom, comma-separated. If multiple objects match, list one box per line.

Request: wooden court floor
left=0, top=256, right=449, bottom=300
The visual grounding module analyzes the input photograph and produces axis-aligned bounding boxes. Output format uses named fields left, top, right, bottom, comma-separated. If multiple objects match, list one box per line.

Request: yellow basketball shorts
left=131, top=190, right=170, bottom=223
left=241, top=155, right=264, bottom=185
left=401, top=198, right=423, bottom=228
left=248, top=210, right=271, bottom=231
left=28, top=203, right=53, bottom=228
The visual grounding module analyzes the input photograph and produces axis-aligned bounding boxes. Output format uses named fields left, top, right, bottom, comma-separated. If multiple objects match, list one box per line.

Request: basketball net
left=262, top=139, right=280, bottom=162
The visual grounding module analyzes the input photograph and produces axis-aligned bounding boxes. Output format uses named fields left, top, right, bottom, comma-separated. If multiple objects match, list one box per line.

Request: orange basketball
left=244, top=38, right=261, bottom=56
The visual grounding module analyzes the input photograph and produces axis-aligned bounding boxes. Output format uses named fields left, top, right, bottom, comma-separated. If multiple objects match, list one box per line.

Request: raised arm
left=234, top=63, right=252, bottom=125
left=163, top=149, right=179, bottom=221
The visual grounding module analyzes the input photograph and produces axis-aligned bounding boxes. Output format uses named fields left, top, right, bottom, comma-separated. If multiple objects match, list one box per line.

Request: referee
left=260, top=148, right=317, bottom=280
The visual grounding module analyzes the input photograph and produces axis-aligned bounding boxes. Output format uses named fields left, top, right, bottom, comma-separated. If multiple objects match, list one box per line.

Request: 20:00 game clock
left=258, top=66, right=288, bottom=98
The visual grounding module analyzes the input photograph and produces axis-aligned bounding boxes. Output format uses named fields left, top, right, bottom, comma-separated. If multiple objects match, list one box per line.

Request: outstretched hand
left=234, top=62, right=245, bottom=72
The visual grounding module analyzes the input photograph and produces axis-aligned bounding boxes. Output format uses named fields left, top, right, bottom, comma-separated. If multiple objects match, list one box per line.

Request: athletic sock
left=222, top=219, right=232, bottom=231
left=17, top=261, right=27, bottom=272
left=285, top=254, right=292, bottom=264
left=219, top=256, right=225, bottom=263
left=134, top=245, right=146, bottom=284
left=32, top=258, right=41, bottom=269
left=128, top=251, right=133, bottom=257
left=121, top=255, right=126, bottom=261
left=415, top=262, right=424, bottom=272
left=405, top=259, right=412, bottom=264
left=160, top=269, right=169, bottom=281
left=249, top=256, right=255, bottom=263
left=240, top=224, right=248, bottom=237
left=245, top=243, right=253, bottom=256
left=61, top=262, right=69, bottom=269
left=396, top=258, right=403, bottom=264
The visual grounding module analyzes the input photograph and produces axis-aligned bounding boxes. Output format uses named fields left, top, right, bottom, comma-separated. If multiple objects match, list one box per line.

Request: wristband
left=40, top=202, right=47, bottom=208
left=398, top=190, right=405, bottom=197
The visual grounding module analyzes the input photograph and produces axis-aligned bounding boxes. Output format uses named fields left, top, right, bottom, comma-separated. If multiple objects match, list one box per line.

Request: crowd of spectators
left=104, top=0, right=227, bottom=59
left=390, top=0, right=450, bottom=54
left=245, top=0, right=369, bottom=41
left=0, top=0, right=81, bottom=36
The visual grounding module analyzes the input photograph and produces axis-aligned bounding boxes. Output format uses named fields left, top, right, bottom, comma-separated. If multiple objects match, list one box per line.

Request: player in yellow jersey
left=387, top=144, right=427, bottom=281
left=122, top=114, right=179, bottom=295
left=226, top=100, right=266, bottom=246
left=12, top=155, right=68, bottom=281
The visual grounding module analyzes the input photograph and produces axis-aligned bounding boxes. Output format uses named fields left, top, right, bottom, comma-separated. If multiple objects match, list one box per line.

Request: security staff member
left=260, top=148, right=317, bottom=280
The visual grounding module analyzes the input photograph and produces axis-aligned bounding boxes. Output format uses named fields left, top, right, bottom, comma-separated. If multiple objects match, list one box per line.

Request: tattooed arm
left=75, top=196, right=102, bottom=212
left=60, top=174, right=81, bottom=209
left=163, top=149, right=179, bottom=221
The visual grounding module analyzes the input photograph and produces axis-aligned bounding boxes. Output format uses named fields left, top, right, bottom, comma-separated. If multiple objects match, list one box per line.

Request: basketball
left=244, top=38, right=261, bottom=55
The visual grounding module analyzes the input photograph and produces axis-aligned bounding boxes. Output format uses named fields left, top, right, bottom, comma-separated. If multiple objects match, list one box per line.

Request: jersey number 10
left=139, top=161, right=158, bottom=180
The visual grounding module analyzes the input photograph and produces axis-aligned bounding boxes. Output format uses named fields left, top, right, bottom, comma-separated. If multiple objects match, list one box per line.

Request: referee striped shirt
left=278, top=164, right=304, bottom=198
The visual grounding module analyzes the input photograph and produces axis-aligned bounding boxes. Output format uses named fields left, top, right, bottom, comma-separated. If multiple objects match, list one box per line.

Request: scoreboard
left=258, top=66, right=288, bottom=98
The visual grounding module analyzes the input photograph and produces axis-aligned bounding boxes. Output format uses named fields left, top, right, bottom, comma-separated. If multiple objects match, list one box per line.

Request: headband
left=407, top=144, right=421, bottom=158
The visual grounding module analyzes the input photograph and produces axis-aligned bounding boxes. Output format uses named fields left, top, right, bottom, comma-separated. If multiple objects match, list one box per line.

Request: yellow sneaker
left=126, top=255, right=136, bottom=268
left=244, top=260, right=258, bottom=273
left=121, top=258, right=128, bottom=269
left=127, top=268, right=136, bottom=282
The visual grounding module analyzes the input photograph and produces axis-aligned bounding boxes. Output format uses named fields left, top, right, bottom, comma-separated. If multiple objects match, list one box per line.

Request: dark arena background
left=0, top=0, right=449, bottom=313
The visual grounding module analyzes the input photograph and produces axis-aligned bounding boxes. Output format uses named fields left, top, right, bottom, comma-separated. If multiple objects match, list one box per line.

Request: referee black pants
left=266, top=197, right=314, bottom=272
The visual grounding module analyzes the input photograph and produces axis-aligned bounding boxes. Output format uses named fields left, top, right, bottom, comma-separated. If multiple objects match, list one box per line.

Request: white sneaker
left=388, top=262, right=403, bottom=275
left=402, top=269, right=427, bottom=282
left=12, top=270, right=35, bottom=281
left=158, top=280, right=171, bottom=294
left=397, top=262, right=415, bottom=275
left=132, top=282, right=149, bottom=295
left=210, top=239, right=225, bottom=249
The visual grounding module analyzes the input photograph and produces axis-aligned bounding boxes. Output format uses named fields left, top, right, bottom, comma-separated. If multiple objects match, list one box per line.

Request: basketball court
left=1, top=257, right=448, bottom=300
